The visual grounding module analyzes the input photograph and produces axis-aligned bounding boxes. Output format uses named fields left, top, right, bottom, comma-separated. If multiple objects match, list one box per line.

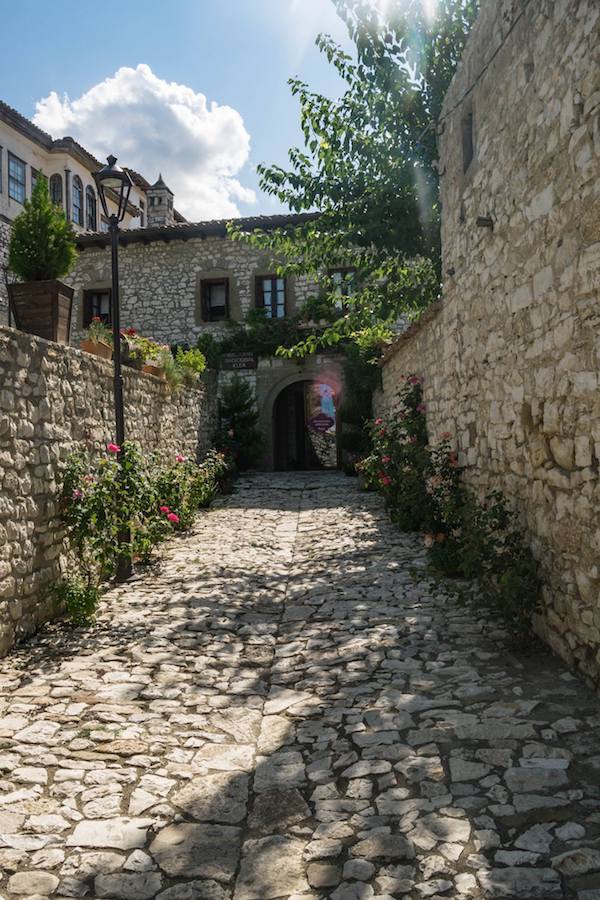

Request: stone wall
left=0, top=324, right=217, bottom=655
left=0, top=220, right=9, bottom=315
left=375, top=0, right=600, bottom=685
left=68, top=235, right=317, bottom=346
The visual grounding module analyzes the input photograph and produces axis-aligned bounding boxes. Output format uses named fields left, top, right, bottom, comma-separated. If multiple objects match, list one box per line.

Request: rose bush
left=360, top=375, right=541, bottom=642
left=57, top=443, right=230, bottom=622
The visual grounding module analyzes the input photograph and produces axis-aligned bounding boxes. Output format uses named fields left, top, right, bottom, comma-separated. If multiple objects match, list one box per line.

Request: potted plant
left=121, top=328, right=143, bottom=370
left=7, top=174, right=77, bottom=345
left=81, top=317, right=113, bottom=360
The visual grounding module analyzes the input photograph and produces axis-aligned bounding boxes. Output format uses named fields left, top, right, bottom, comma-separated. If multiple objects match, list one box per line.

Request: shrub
left=8, top=174, right=77, bottom=281
left=361, top=376, right=542, bottom=642
left=176, top=347, right=207, bottom=383
left=54, top=576, right=100, bottom=625
left=60, top=442, right=230, bottom=596
left=218, top=375, right=263, bottom=470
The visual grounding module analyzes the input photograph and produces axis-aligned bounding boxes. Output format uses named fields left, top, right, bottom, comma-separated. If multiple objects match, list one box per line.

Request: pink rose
left=381, top=455, right=391, bottom=464
left=160, top=506, right=171, bottom=514
left=374, top=417, right=383, bottom=426
left=107, top=443, right=121, bottom=454
left=417, top=403, right=427, bottom=414
left=379, top=473, right=392, bottom=486
left=167, top=512, right=180, bottom=524
left=176, top=454, right=185, bottom=462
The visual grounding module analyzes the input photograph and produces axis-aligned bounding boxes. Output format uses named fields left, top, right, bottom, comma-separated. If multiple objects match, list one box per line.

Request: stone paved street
left=1, top=472, right=600, bottom=899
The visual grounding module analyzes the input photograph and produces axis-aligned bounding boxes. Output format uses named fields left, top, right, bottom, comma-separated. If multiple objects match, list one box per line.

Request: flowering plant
left=357, top=374, right=434, bottom=531
left=58, top=443, right=230, bottom=622
left=84, top=317, right=113, bottom=346
left=360, top=378, right=541, bottom=642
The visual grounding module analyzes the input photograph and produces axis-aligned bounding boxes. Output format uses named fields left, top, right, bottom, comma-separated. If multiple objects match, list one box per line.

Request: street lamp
left=93, top=155, right=133, bottom=580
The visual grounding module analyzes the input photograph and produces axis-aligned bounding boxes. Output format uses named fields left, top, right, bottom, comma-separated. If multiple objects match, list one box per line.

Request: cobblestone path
left=1, top=473, right=600, bottom=900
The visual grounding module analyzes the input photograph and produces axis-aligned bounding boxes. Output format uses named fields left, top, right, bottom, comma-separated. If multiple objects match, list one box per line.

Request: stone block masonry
left=375, top=0, right=600, bottom=685
left=0, top=324, right=217, bottom=655
left=0, top=219, right=9, bottom=314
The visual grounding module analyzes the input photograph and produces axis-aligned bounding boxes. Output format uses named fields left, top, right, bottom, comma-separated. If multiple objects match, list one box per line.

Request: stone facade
left=69, top=230, right=318, bottom=345
left=0, top=219, right=9, bottom=314
left=0, top=324, right=217, bottom=655
left=375, top=0, right=600, bottom=685
left=69, top=223, right=344, bottom=470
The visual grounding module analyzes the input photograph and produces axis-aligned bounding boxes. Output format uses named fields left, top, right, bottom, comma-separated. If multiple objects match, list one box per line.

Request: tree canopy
left=230, top=0, right=479, bottom=356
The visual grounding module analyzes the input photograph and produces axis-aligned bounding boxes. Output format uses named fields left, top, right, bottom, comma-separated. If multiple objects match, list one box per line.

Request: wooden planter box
left=8, top=280, right=74, bottom=345
left=142, top=362, right=166, bottom=379
left=80, top=339, right=113, bottom=361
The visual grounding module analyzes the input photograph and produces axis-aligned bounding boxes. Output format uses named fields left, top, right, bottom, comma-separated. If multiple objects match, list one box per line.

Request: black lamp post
left=93, top=155, right=133, bottom=580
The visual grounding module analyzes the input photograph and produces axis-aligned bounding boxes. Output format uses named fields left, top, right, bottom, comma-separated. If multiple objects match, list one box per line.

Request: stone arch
left=259, top=365, right=343, bottom=470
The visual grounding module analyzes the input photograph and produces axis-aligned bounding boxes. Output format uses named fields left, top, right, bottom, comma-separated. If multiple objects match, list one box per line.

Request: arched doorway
left=273, top=379, right=340, bottom=471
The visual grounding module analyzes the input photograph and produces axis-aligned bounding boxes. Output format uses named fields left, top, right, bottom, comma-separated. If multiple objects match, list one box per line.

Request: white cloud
left=33, top=64, right=255, bottom=221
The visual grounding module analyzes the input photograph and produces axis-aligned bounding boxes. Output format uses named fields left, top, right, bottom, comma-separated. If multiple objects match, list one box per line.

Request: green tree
left=218, top=375, right=263, bottom=471
left=8, top=174, right=77, bottom=281
left=231, top=0, right=478, bottom=355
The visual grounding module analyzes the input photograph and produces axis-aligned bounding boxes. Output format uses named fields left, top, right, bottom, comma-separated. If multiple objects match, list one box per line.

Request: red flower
left=167, top=512, right=180, bottom=524
left=176, top=454, right=185, bottom=463
left=123, top=327, right=137, bottom=336
left=160, top=506, right=171, bottom=513
left=374, top=417, right=383, bottom=426
left=106, top=443, right=121, bottom=454
left=408, top=375, right=420, bottom=385
left=92, top=316, right=102, bottom=323
left=379, top=473, right=392, bottom=486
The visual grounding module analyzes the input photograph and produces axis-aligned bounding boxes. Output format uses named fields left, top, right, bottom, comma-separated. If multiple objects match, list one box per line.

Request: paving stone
left=171, top=772, right=249, bottom=823
left=0, top=473, right=598, bottom=900
left=351, top=834, right=415, bottom=861
left=95, top=872, right=163, bottom=899
left=248, top=788, right=310, bottom=833
left=150, top=823, right=241, bottom=880
left=7, top=871, right=60, bottom=895
left=478, top=867, right=562, bottom=898
left=67, top=818, right=153, bottom=850
left=234, top=836, right=309, bottom=899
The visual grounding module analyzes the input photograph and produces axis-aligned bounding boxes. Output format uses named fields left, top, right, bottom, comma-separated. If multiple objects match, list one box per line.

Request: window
left=49, top=173, right=63, bottom=206
left=139, top=200, right=145, bottom=227
left=201, top=279, right=229, bottom=322
left=462, top=110, right=474, bottom=173
left=256, top=275, right=285, bottom=319
left=72, top=175, right=83, bottom=225
left=83, top=289, right=111, bottom=327
left=8, top=152, right=26, bottom=203
left=329, top=268, right=356, bottom=310
left=86, top=185, right=97, bottom=231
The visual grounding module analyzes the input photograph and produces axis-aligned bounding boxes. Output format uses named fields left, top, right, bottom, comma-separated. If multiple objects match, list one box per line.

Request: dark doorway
left=273, top=380, right=339, bottom=471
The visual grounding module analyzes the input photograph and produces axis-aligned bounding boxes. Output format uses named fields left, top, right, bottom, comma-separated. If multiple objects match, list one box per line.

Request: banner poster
left=306, top=381, right=337, bottom=467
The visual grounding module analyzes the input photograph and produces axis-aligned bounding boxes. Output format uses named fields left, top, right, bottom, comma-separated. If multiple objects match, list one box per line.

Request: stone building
left=71, top=211, right=346, bottom=471
left=375, top=0, right=600, bottom=684
left=0, top=99, right=187, bottom=314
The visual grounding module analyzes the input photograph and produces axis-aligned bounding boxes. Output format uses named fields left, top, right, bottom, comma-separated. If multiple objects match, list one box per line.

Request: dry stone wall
left=0, top=325, right=217, bottom=655
left=375, top=0, right=600, bottom=685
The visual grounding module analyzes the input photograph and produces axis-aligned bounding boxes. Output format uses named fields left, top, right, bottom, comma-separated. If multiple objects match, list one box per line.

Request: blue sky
left=1, top=0, right=354, bottom=220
